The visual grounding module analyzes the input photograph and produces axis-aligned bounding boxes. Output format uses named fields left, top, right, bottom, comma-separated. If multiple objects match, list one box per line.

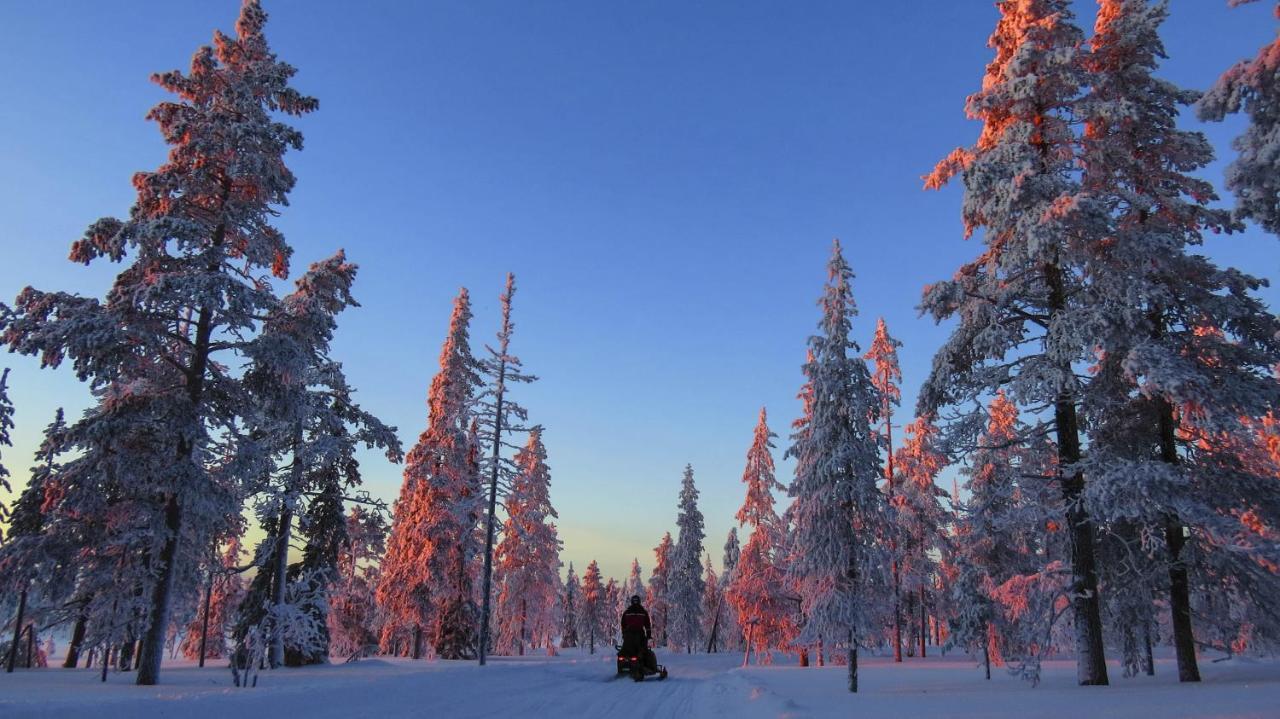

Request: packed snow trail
left=2, top=650, right=1279, bottom=718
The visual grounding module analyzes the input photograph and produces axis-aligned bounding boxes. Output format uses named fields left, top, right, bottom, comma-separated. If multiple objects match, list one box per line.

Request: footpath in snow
left=1, top=649, right=1278, bottom=719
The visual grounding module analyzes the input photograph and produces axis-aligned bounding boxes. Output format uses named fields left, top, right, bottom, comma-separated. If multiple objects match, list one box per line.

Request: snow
left=3, top=649, right=1277, bottom=719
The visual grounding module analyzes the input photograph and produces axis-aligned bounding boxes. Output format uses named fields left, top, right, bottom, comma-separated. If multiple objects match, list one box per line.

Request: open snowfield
left=1, top=648, right=1277, bottom=719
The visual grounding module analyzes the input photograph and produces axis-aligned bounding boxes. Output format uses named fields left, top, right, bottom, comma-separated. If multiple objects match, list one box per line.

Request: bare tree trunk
left=919, top=587, right=927, bottom=658
left=198, top=570, right=214, bottom=668
left=1048, top=263, right=1109, bottom=686
left=479, top=274, right=518, bottom=668
left=270, top=502, right=294, bottom=669
left=983, top=642, right=991, bottom=680
left=64, top=609, right=88, bottom=668
left=847, top=629, right=858, bottom=693
left=5, top=587, right=27, bottom=673
left=519, top=599, right=527, bottom=656
left=1143, top=617, right=1155, bottom=677
left=1154, top=395, right=1200, bottom=682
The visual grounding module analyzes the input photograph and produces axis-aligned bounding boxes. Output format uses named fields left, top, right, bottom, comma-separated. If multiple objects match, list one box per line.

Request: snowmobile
left=615, top=644, right=668, bottom=682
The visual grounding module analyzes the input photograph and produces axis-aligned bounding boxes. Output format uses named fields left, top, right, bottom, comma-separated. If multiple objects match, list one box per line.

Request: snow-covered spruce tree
left=892, top=415, right=951, bottom=660
left=181, top=538, right=245, bottom=663
left=668, top=465, right=706, bottom=653
left=1079, top=0, right=1280, bottom=683
left=727, top=408, right=793, bottom=665
left=864, top=318, right=906, bottom=661
left=560, top=563, right=580, bottom=649
left=578, top=560, right=605, bottom=654
left=0, top=0, right=316, bottom=686
left=1185, top=407, right=1280, bottom=657
left=786, top=240, right=890, bottom=692
left=328, top=507, right=387, bottom=658
left=240, top=251, right=402, bottom=667
left=947, top=392, right=1061, bottom=682
left=377, top=289, right=482, bottom=659
left=0, top=369, right=12, bottom=534
left=648, top=532, right=674, bottom=646
left=603, top=578, right=621, bottom=646
left=1199, top=0, right=1280, bottom=235
left=624, top=559, right=645, bottom=606
left=493, top=428, right=563, bottom=656
left=1, top=410, right=65, bottom=673
left=922, top=0, right=1111, bottom=686
left=477, top=273, right=536, bottom=666
left=700, top=555, right=727, bottom=652
left=718, top=529, right=743, bottom=651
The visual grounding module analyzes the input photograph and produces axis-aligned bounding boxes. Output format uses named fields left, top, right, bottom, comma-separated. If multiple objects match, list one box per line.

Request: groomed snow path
left=2, top=649, right=1278, bottom=718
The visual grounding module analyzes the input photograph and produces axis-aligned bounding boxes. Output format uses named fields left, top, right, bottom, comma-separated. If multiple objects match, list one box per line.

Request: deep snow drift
left=1, top=649, right=1277, bottom=718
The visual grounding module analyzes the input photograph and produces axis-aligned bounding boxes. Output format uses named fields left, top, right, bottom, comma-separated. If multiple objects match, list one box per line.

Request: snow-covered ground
left=1, top=648, right=1277, bottom=718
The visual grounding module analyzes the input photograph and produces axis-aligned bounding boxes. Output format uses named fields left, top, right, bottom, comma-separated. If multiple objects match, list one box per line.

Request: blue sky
left=1, top=1, right=1277, bottom=582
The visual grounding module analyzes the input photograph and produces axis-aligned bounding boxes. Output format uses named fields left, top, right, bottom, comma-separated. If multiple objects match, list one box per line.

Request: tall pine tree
left=923, top=0, right=1110, bottom=685
left=1, top=2, right=317, bottom=684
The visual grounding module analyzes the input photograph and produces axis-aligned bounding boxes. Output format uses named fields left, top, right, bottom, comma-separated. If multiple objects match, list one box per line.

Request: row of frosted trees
left=559, top=0, right=1280, bottom=694
left=0, top=0, right=565, bottom=683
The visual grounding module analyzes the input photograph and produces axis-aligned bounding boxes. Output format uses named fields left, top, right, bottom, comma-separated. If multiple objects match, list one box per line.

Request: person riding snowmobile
left=620, top=595, right=658, bottom=673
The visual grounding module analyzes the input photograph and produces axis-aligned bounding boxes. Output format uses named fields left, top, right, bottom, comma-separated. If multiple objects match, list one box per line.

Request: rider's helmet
left=629, top=595, right=642, bottom=606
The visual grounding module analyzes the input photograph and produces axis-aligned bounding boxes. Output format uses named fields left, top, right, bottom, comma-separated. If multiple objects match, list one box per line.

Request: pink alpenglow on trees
left=1199, top=0, right=1280, bottom=235
left=727, top=408, right=793, bottom=665
left=891, top=416, right=951, bottom=660
left=328, top=508, right=388, bottom=659
left=1082, top=0, right=1280, bottom=683
left=378, top=289, right=482, bottom=659
left=648, top=532, right=674, bottom=647
left=578, top=561, right=606, bottom=654
left=1, top=0, right=317, bottom=686
left=921, top=0, right=1111, bottom=687
left=865, top=318, right=905, bottom=662
left=494, top=428, right=563, bottom=656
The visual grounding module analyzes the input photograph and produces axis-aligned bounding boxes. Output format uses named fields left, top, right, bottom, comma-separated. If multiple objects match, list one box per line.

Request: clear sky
left=1, top=1, right=1277, bottom=583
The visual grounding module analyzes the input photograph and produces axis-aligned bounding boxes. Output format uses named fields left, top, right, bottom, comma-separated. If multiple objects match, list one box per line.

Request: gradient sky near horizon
left=1, top=1, right=1278, bottom=583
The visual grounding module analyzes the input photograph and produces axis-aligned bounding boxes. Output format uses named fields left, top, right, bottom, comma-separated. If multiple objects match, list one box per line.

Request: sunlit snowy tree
left=865, top=318, right=906, bottom=661
left=378, top=289, right=482, bottom=659
left=1199, top=0, right=1280, bottom=235
left=648, top=532, right=674, bottom=646
left=493, top=428, right=563, bottom=656
left=1080, top=0, right=1280, bottom=682
left=727, top=408, right=793, bottom=664
left=578, top=560, right=605, bottom=654
left=923, top=0, right=1110, bottom=685
left=0, top=0, right=318, bottom=685
left=786, top=240, right=889, bottom=692
left=327, top=507, right=387, bottom=659
left=892, top=415, right=951, bottom=659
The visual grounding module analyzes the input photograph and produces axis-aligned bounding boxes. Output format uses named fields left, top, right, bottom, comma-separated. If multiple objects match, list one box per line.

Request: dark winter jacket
left=621, top=604, right=651, bottom=640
